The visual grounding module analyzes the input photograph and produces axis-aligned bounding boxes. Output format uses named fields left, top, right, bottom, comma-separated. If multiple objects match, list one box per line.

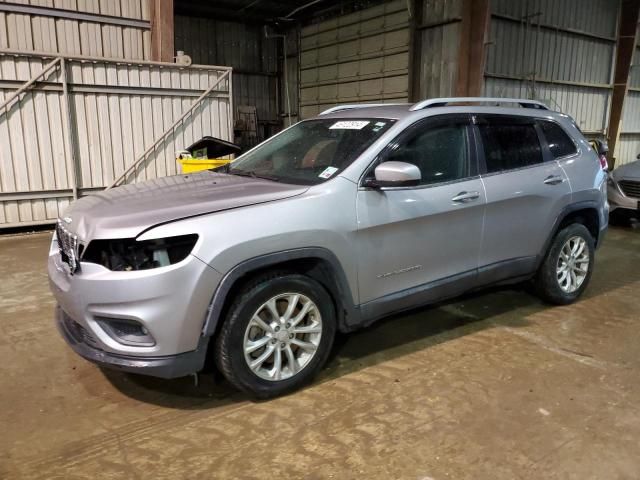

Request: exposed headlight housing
left=82, top=234, right=198, bottom=271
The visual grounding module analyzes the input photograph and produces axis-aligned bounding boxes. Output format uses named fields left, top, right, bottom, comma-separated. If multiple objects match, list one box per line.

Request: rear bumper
left=56, top=305, right=208, bottom=378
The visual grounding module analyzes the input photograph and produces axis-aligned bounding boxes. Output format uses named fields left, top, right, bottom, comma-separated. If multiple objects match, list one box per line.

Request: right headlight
left=607, top=176, right=622, bottom=194
left=82, top=234, right=198, bottom=271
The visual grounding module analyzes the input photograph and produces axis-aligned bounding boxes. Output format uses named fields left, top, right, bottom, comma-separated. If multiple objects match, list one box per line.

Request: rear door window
left=539, top=121, right=577, bottom=158
left=477, top=122, right=543, bottom=173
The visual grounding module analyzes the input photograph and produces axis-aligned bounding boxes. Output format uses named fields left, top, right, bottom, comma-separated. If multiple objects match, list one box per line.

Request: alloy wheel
left=556, top=236, right=590, bottom=293
left=243, top=293, right=323, bottom=381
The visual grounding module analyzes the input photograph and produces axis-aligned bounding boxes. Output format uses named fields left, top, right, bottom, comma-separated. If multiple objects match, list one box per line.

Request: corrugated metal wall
left=485, top=0, right=618, bottom=134
left=617, top=28, right=640, bottom=166
left=0, top=0, right=151, bottom=60
left=174, top=15, right=279, bottom=131
left=0, top=52, right=232, bottom=228
left=298, top=0, right=410, bottom=119
left=414, top=0, right=463, bottom=100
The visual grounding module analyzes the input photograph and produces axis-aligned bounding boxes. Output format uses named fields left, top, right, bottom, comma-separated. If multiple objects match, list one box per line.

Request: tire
left=534, top=223, right=595, bottom=305
left=214, top=272, right=336, bottom=398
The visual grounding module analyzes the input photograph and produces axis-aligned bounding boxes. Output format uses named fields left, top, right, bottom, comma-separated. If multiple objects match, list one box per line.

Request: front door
left=355, top=115, right=486, bottom=310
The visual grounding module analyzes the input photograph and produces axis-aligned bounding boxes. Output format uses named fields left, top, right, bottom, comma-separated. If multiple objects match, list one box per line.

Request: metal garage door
left=299, top=0, right=410, bottom=119
left=0, top=51, right=232, bottom=229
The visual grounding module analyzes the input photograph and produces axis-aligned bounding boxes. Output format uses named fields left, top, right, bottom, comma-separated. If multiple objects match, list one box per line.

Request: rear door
left=475, top=114, right=572, bottom=281
left=355, top=114, right=486, bottom=306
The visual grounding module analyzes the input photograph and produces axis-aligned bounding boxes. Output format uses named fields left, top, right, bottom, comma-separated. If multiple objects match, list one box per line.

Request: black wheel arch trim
left=537, top=200, right=605, bottom=269
left=201, top=247, right=361, bottom=339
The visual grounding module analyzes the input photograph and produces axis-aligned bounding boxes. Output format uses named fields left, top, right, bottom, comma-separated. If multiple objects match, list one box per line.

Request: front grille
left=55, top=220, right=80, bottom=274
left=619, top=180, right=640, bottom=199
left=62, top=311, right=100, bottom=348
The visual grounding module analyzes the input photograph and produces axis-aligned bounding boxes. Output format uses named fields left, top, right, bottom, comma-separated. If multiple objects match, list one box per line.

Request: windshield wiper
left=227, top=168, right=254, bottom=178
left=227, top=169, right=281, bottom=182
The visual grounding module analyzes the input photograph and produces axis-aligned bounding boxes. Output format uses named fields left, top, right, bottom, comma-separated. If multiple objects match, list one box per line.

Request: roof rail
left=409, top=97, right=549, bottom=111
left=319, top=103, right=406, bottom=115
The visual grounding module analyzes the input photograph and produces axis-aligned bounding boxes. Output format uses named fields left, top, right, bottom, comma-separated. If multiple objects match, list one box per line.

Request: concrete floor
left=1, top=226, right=639, bottom=479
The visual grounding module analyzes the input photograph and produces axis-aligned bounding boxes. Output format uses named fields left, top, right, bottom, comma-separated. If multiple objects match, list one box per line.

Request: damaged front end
left=81, top=234, right=199, bottom=271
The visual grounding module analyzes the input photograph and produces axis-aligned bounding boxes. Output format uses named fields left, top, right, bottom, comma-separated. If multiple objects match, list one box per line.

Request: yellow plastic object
left=178, top=158, right=231, bottom=174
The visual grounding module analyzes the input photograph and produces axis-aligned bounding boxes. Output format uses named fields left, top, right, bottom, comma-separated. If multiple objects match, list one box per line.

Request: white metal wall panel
left=0, top=0, right=151, bottom=60
left=617, top=36, right=640, bottom=166
left=491, top=0, right=618, bottom=38
left=299, top=0, right=410, bottom=118
left=174, top=15, right=279, bottom=128
left=617, top=95, right=640, bottom=165
left=0, top=53, right=232, bottom=228
left=487, top=19, right=613, bottom=86
left=484, top=78, right=610, bottom=134
left=485, top=0, right=618, bottom=134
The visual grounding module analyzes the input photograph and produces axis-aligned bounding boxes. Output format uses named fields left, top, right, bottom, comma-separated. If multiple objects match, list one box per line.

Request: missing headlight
left=82, top=234, right=198, bottom=271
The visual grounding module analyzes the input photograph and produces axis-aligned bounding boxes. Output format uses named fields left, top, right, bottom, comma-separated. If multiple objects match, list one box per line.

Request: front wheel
left=534, top=223, right=595, bottom=305
left=214, top=272, right=336, bottom=398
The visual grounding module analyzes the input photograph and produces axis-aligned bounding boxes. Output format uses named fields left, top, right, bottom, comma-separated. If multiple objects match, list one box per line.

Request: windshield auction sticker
left=329, top=121, right=370, bottom=130
left=319, top=166, right=339, bottom=179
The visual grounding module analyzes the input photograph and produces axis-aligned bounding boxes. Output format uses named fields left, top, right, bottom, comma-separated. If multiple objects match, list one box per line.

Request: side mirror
left=364, top=161, right=421, bottom=188
left=636, top=152, right=640, bottom=160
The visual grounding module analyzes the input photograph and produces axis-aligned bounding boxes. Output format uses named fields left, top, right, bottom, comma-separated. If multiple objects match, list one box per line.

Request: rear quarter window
left=539, top=121, right=577, bottom=158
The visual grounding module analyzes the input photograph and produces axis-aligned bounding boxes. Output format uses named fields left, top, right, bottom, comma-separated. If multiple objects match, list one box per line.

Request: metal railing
left=108, top=69, right=232, bottom=188
left=0, top=50, right=234, bottom=228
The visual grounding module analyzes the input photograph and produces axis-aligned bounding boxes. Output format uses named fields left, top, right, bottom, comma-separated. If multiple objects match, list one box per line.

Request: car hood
left=62, top=171, right=308, bottom=240
left=612, top=160, right=640, bottom=181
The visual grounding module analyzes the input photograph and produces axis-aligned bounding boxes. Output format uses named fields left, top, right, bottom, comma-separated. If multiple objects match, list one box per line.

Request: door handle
left=544, top=175, right=565, bottom=185
left=452, top=191, right=480, bottom=203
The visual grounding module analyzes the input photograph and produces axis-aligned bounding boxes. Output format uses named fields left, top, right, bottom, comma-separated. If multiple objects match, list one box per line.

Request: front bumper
left=608, top=182, right=639, bottom=214
left=48, top=234, right=222, bottom=368
left=56, top=306, right=207, bottom=378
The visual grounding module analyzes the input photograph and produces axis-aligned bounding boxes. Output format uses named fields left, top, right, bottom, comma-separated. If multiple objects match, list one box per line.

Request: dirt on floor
left=0, top=225, right=639, bottom=479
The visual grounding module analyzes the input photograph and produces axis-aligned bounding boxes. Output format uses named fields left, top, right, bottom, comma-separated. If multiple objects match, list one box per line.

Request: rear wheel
left=534, top=223, right=595, bottom=305
left=214, top=272, right=336, bottom=398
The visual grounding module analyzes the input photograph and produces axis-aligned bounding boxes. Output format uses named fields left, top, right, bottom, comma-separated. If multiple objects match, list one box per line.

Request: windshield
left=226, top=118, right=395, bottom=185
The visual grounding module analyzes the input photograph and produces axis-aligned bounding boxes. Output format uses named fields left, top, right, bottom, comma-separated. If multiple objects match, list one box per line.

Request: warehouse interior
left=1, top=0, right=640, bottom=478
left=1, top=0, right=639, bottom=229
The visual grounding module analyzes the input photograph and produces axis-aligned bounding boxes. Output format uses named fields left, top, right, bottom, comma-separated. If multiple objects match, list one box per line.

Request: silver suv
left=49, top=97, right=609, bottom=398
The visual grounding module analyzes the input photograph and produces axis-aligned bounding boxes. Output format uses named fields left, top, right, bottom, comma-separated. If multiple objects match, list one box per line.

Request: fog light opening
left=96, top=317, right=156, bottom=347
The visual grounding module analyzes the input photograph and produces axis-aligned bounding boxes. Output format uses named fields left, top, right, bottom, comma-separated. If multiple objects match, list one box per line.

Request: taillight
left=598, top=154, right=608, bottom=171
